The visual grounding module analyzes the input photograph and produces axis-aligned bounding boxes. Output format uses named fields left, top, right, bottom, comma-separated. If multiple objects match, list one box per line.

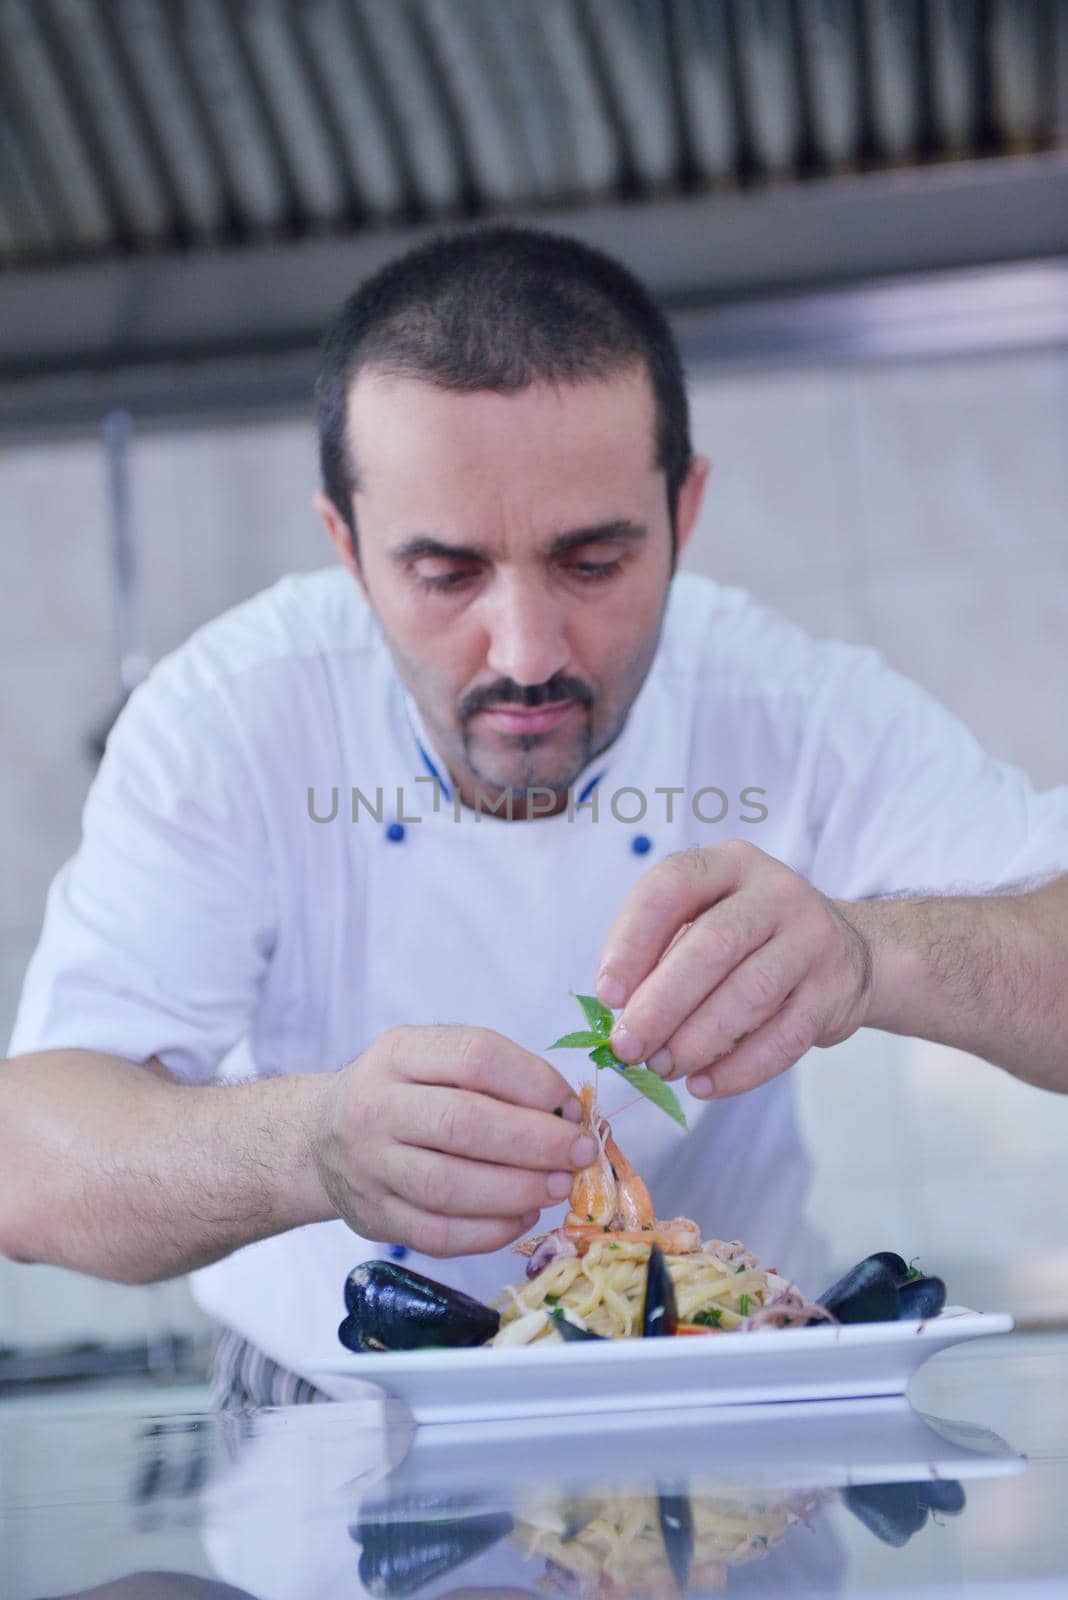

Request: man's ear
left=672, top=455, right=711, bottom=565
left=313, top=491, right=366, bottom=596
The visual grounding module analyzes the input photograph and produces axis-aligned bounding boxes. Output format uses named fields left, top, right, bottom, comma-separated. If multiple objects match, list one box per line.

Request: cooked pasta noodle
left=492, top=1238, right=788, bottom=1343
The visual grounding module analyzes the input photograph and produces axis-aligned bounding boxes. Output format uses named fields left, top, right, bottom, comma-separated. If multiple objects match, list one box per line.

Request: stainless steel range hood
left=1, top=0, right=1066, bottom=432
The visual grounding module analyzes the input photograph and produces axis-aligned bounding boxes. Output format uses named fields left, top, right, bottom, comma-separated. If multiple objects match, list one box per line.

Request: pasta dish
left=488, top=1080, right=831, bottom=1346
left=338, top=1077, right=941, bottom=1356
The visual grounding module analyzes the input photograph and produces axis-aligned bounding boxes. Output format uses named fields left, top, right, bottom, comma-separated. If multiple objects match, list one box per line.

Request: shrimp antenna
left=604, top=1090, right=648, bottom=1119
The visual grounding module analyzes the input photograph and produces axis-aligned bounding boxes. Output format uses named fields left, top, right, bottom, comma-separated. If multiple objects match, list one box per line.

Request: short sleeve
left=806, top=647, right=1068, bottom=900
left=6, top=672, right=277, bottom=1084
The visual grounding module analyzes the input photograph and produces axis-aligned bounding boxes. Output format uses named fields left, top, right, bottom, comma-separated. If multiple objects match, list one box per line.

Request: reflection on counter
left=9, top=1342, right=1061, bottom=1600
left=349, top=1474, right=968, bottom=1598
left=34, top=1465, right=976, bottom=1600
left=354, top=1483, right=822, bottom=1596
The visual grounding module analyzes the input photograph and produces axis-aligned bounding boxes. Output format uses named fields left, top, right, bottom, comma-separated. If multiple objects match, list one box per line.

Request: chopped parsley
left=739, top=1293, right=750, bottom=1316
left=691, top=1307, right=723, bottom=1328
left=736, top=1263, right=746, bottom=1273
left=544, top=1293, right=561, bottom=1306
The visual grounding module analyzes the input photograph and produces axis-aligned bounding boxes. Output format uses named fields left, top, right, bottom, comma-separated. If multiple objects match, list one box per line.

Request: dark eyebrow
left=548, top=520, right=648, bottom=556
left=390, top=520, right=648, bottom=565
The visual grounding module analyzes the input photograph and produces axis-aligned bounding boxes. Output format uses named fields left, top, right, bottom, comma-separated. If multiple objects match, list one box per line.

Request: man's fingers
left=686, top=991, right=823, bottom=1100
left=380, top=1145, right=571, bottom=1218
left=653, top=932, right=814, bottom=1080
left=384, top=1025, right=580, bottom=1118
left=607, top=893, right=779, bottom=1067
left=595, top=842, right=754, bottom=1013
left=377, top=1194, right=540, bottom=1259
left=391, top=1085, right=597, bottom=1172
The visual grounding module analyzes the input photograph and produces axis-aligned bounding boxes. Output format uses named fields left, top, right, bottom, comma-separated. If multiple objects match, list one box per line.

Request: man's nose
left=482, top=577, right=570, bottom=688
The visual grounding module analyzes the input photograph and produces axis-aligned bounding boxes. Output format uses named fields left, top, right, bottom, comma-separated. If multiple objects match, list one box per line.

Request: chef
left=4, top=226, right=1068, bottom=1406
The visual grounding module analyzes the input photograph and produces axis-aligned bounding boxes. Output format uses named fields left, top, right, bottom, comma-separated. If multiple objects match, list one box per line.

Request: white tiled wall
left=1, top=345, right=1066, bottom=1345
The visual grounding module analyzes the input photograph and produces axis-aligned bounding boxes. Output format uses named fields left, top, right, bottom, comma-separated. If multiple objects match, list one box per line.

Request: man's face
left=323, top=366, right=705, bottom=814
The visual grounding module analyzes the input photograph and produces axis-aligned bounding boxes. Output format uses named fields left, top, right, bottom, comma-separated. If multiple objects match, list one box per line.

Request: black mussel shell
left=642, top=1243, right=679, bottom=1337
left=550, top=1308, right=605, bottom=1341
left=898, top=1275, right=947, bottom=1320
left=658, top=1491, right=695, bottom=1591
left=818, top=1256, right=901, bottom=1325
left=842, top=1483, right=929, bottom=1547
left=341, top=1260, right=500, bottom=1352
left=353, top=1511, right=513, bottom=1598
left=915, top=1478, right=966, bottom=1514
left=868, top=1251, right=910, bottom=1281
left=339, top=1312, right=365, bottom=1352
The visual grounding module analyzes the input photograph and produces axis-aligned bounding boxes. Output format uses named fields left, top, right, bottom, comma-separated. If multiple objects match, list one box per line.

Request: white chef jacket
left=9, top=567, right=1068, bottom=1391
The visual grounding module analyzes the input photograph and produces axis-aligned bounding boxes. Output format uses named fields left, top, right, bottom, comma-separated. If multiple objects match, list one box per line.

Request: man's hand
left=595, top=840, right=874, bottom=1099
left=313, top=1026, right=596, bottom=1257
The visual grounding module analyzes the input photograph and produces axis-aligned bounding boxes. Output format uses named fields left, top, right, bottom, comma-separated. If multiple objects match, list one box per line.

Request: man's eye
left=413, top=557, right=623, bottom=591
left=415, top=567, right=480, bottom=593
left=568, top=559, right=623, bottom=582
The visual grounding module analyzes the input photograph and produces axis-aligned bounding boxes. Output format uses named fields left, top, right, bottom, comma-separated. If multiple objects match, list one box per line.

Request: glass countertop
left=1, top=1332, right=1066, bottom=1599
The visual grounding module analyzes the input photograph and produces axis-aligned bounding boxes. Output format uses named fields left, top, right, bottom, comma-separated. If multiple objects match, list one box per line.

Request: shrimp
left=519, top=1079, right=702, bottom=1259
left=561, top=1217, right=703, bottom=1254
left=572, top=1076, right=656, bottom=1232
left=517, top=1216, right=702, bottom=1259
left=602, top=1123, right=654, bottom=1230
left=566, top=1082, right=616, bottom=1227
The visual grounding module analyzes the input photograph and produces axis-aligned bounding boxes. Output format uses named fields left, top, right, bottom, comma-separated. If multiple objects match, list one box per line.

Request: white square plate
left=309, top=1306, right=1013, bottom=1423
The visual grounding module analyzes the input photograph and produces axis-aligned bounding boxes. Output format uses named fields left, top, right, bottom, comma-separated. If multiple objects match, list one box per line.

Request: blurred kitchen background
left=1, top=0, right=1067, bottom=1393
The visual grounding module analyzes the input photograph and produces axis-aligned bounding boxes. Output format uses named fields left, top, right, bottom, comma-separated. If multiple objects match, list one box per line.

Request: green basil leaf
left=547, top=1030, right=608, bottom=1050
left=618, top=1066, right=688, bottom=1130
left=554, top=993, right=688, bottom=1128
left=572, top=991, right=614, bottom=1036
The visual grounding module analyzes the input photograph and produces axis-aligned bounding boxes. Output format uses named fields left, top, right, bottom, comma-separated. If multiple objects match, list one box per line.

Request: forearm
left=837, top=874, right=1068, bottom=1092
left=0, top=1050, right=337, bottom=1283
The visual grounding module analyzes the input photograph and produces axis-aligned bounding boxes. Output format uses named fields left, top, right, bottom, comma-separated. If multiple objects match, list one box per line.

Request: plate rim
left=316, top=1306, right=1014, bottom=1379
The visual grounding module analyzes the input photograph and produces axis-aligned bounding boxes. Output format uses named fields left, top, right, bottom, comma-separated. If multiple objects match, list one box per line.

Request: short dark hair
left=315, top=225, right=692, bottom=558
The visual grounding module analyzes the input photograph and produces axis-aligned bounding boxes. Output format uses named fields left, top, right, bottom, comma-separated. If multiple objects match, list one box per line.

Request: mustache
left=460, top=674, right=594, bottom=720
